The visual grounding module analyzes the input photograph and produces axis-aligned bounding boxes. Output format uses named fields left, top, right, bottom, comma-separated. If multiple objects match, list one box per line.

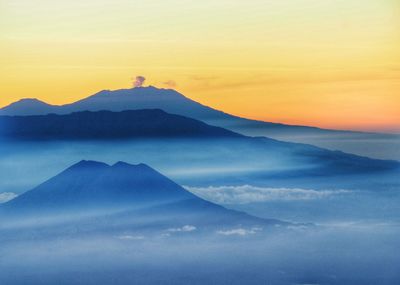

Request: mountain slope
left=0, top=160, right=280, bottom=230
left=2, top=86, right=398, bottom=159
left=0, top=87, right=229, bottom=121
left=0, top=98, right=55, bottom=115
left=0, top=109, right=241, bottom=140
left=0, top=110, right=398, bottom=194
left=2, top=160, right=195, bottom=211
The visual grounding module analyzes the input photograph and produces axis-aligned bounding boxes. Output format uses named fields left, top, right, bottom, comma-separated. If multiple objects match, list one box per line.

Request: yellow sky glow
left=0, top=0, right=399, bottom=132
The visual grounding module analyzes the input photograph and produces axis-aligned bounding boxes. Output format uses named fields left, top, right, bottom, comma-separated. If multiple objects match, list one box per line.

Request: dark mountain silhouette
left=0, top=87, right=345, bottom=136
left=0, top=98, right=54, bottom=115
left=0, top=160, right=281, bottom=229
left=2, top=86, right=397, bottom=146
left=0, top=109, right=241, bottom=140
left=0, top=87, right=231, bottom=120
left=0, top=110, right=398, bottom=182
left=0, top=86, right=386, bottom=135
left=2, top=160, right=194, bottom=210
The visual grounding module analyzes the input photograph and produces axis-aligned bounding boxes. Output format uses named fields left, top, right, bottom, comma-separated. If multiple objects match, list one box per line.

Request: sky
left=0, top=0, right=399, bottom=132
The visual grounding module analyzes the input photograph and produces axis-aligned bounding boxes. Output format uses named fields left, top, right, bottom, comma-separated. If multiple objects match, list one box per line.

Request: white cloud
left=185, top=185, right=350, bottom=204
left=217, top=227, right=262, bottom=236
left=167, top=225, right=197, bottom=233
left=116, top=235, right=145, bottom=240
left=0, top=192, right=18, bottom=203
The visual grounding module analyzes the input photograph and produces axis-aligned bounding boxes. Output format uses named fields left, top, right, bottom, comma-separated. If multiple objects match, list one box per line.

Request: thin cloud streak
left=185, top=185, right=351, bottom=204
left=0, top=192, right=18, bottom=203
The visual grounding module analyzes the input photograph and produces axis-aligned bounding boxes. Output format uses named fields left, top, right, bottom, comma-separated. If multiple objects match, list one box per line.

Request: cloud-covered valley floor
left=0, top=116, right=399, bottom=284
left=1, top=222, right=399, bottom=285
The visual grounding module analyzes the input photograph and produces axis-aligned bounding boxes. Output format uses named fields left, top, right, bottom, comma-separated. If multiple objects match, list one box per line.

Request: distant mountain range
left=0, top=109, right=240, bottom=140
left=2, top=86, right=398, bottom=159
left=0, top=86, right=359, bottom=135
left=0, top=160, right=281, bottom=232
left=0, top=110, right=398, bottom=192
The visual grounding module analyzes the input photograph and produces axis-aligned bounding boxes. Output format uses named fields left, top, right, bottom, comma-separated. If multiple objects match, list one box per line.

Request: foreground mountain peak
left=67, top=160, right=159, bottom=175
left=1, top=159, right=197, bottom=213
left=72, top=160, right=109, bottom=168
left=112, top=161, right=151, bottom=169
left=0, top=160, right=283, bottom=229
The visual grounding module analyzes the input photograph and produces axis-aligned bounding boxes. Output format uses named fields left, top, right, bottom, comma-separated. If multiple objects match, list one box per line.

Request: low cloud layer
left=217, top=227, right=262, bottom=236
left=185, top=185, right=350, bottom=204
left=167, top=225, right=197, bottom=233
left=0, top=192, right=18, bottom=203
left=116, top=235, right=145, bottom=240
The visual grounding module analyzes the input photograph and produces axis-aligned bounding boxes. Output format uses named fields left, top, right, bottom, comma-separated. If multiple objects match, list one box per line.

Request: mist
left=1, top=138, right=398, bottom=194
left=267, top=132, right=400, bottom=161
left=0, top=221, right=399, bottom=285
left=0, top=137, right=399, bottom=284
left=1, top=138, right=399, bottom=224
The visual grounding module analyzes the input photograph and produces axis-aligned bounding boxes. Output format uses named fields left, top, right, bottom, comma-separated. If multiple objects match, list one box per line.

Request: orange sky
left=0, top=0, right=399, bottom=132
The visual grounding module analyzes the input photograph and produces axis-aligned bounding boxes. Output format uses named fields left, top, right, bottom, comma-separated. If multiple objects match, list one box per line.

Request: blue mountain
left=2, top=86, right=398, bottom=158
left=2, top=160, right=193, bottom=211
left=0, top=109, right=241, bottom=140
left=0, top=109, right=398, bottom=179
left=0, top=160, right=281, bottom=230
left=0, top=87, right=355, bottom=135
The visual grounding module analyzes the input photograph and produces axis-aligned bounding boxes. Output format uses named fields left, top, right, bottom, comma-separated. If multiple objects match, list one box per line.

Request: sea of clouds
left=185, top=185, right=350, bottom=204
